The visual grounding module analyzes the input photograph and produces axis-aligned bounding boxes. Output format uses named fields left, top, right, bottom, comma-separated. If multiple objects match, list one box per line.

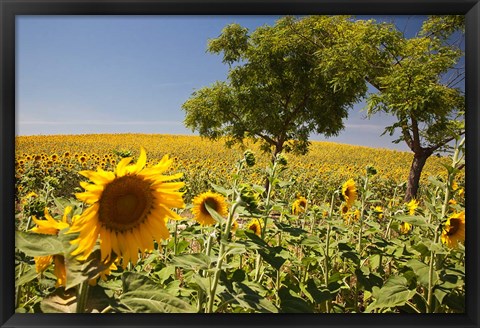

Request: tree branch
left=427, top=131, right=465, bottom=153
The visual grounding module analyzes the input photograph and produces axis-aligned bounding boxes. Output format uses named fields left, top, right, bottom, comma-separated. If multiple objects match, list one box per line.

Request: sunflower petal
left=115, top=157, right=133, bottom=177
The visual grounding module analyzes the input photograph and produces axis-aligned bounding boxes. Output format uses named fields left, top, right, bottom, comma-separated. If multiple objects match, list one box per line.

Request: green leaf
left=15, top=265, right=38, bottom=287
left=224, top=242, right=247, bottom=256
left=122, top=272, right=158, bottom=292
left=204, top=202, right=225, bottom=225
left=191, top=273, right=210, bottom=293
left=229, top=282, right=278, bottom=313
left=278, top=286, right=313, bottom=313
left=120, top=272, right=196, bottom=313
left=392, top=215, right=430, bottom=227
left=258, top=247, right=287, bottom=271
left=210, top=182, right=233, bottom=197
left=355, top=268, right=383, bottom=292
left=40, top=288, right=77, bottom=313
left=305, top=278, right=336, bottom=304
left=171, top=253, right=211, bottom=271
left=366, top=275, right=416, bottom=312
left=15, top=231, right=64, bottom=257
left=243, top=230, right=268, bottom=247
left=406, top=259, right=438, bottom=287
left=156, top=266, right=176, bottom=284
left=120, top=290, right=196, bottom=313
left=274, top=221, right=308, bottom=237
left=65, top=249, right=115, bottom=290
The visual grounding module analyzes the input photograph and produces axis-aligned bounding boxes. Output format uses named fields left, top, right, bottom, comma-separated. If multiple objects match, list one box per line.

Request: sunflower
left=68, top=147, right=185, bottom=268
left=291, top=196, right=308, bottom=215
left=399, top=222, right=412, bottom=234
left=441, top=211, right=465, bottom=248
left=342, top=179, right=357, bottom=209
left=373, top=206, right=384, bottom=219
left=192, top=191, right=228, bottom=226
left=31, top=207, right=72, bottom=287
left=406, top=199, right=419, bottom=215
left=231, top=220, right=239, bottom=232
left=246, top=218, right=263, bottom=236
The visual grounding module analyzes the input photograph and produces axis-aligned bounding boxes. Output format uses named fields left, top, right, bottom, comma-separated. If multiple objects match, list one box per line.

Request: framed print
left=1, top=0, right=479, bottom=327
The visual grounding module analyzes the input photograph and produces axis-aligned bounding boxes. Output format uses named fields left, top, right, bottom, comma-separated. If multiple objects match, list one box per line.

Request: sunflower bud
left=366, top=165, right=377, bottom=176
left=238, top=183, right=260, bottom=212
left=243, top=149, right=256, bottom=167
left=276, top=153, right=288, bottom=166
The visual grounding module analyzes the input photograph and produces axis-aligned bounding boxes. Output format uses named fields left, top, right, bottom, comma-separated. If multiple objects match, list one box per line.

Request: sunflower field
left=14, top=133, right=465, bottom=313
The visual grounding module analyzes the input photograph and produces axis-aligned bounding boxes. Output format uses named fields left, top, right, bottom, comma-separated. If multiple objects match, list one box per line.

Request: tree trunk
left=404, top=150, right=430, bottom=202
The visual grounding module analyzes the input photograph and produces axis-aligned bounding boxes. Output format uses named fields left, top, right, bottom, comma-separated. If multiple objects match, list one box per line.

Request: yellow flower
left=399, top=222, right=412, bottom=234
left=25, top=191, right=38, bottom=199
left=246, top=218, right=263, bottom=236
left=451, top=180, right=458, bottom=191
left=353, top=209, right=361, bottom=221
left=53, top=255, right=67, bottom=288
left=31, top=207, right=71, bottom=235
left=373, top=206, right=384, bottom=219
left=342, top=179, right=357, bottom=209
left=231, top=220, right=239, bottom=232
left=35, top=255, right=53, bottom=273
left=291, top=196, right=307, bottom=215
left=69, top=147, right=185, bottom=268
left=31, top=207, right=72, bottom=287
left=192, top=191, right=228, bottom=226
left=441, top=211, right=465, bottom=249
left=406, top=199, right=419, bottom=215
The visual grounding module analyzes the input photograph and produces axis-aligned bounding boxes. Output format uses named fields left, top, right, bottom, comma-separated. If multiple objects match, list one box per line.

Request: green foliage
left=182, top=16, right=373, bottom=157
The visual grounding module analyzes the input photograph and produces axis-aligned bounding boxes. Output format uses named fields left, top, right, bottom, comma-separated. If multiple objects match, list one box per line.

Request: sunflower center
left=98, top=175, right=153, bottom=231
left=446, top=218, right=460, bottom=236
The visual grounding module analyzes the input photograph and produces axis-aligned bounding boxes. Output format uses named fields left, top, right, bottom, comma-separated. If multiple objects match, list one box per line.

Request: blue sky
left=16, top=15, right=433, bottom=151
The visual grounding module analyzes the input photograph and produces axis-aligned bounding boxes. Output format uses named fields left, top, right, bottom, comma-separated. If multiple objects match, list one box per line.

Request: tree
left=285, top=15, right=465, bottom=201
left=364, top=16, right=465, bottom=201
left=182, top=17, right=373, bottom=164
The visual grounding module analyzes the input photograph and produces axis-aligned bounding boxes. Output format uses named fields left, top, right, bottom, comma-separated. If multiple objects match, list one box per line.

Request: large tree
left=286, top=15, right=465, bottom=201
left=182, top=17, right=377, bottom=162
left=364, top=16, right=465, bottom=201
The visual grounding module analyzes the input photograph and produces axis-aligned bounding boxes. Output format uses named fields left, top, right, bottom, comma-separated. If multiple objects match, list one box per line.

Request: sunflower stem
left=174, top=220, right=178, bottom=256
left=426, top=227, right=439, bottom=313
left=76, top=280, right=90, bottom=313
left=324, top=223, right=331, bottom=313
left=355, top=173, right=369, bottom=313
left=206, top=201, right=240, bottom=313
left=253, top=157, right=279, bottom=283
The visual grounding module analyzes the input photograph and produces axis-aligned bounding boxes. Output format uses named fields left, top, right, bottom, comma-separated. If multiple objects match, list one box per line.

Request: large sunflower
left=342, top=179, right=357, bottom=209
left=192, top=191, right=228, bottom=226
left=441, top=211, right=465, bottom=249
left=68, top=147, right=185, bottom=268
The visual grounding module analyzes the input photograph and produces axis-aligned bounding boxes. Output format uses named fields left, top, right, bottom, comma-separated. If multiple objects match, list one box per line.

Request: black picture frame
left=1, top=1, right=479, bottom=327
